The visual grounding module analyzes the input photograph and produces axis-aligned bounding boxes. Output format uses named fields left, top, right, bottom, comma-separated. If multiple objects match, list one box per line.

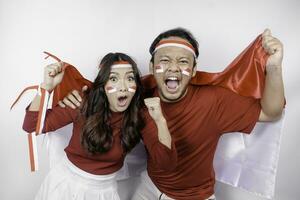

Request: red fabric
left=11, top=52, right=92, bottom=110
left=13, top=35, right=268, bottom=109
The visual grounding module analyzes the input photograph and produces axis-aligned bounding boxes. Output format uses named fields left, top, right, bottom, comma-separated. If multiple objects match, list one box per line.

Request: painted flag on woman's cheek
left=141, top=35, right=285, bottom=199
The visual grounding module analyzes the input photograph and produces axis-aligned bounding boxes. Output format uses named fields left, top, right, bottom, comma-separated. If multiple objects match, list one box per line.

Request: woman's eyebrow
left=125, top=71, right=134, bottom=74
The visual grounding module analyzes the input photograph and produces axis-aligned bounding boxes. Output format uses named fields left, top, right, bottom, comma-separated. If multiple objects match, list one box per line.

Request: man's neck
left=159, top=88, right=189, bottom=103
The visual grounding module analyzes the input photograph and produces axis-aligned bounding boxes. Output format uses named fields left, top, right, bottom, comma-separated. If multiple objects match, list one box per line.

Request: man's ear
left=149, top=62, right=154, bottom=75
left=192, top=64, right=197, bottom=77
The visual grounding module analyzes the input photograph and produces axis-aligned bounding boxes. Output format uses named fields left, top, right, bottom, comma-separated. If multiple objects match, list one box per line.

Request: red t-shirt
left=146, top=85, right=261, bottom=200
left=23, top=106, right=177, bottom=175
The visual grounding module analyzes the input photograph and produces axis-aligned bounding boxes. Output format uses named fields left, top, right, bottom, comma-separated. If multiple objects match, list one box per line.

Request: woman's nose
left=118, top=80, right=127, bottom=92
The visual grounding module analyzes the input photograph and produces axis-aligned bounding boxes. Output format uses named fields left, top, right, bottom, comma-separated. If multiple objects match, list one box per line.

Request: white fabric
left=132, top=170, right=216, bottom=200
left=214, top=112, right=285, bottom=199
left=35, top=154, right=120, bottom=200
left=44, top=114, right=285, bottom=199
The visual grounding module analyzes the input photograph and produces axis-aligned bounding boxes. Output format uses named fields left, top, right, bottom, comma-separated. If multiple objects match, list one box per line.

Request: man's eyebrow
left=109, top=72, right=118, bottom=75
left=178, top=56, right=190, bottom=59
left=159, top=55, right=171, bottom=59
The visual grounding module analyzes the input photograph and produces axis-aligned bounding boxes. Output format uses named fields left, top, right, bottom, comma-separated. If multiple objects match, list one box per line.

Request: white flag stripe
left=111, top=64, right=132, bottom=69
left=107, top=87, right=117, bottom=93
left=182, top=70, right=190, bottom=76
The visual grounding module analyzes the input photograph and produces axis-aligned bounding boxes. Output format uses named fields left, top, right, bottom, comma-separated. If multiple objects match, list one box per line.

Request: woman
left=23, top=52, right=177, bottom=200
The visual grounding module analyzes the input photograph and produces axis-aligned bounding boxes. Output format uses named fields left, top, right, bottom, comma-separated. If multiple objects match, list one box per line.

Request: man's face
left=151, top=37, right=196, bottom=102
left=104, top=67, right=136, bottom=112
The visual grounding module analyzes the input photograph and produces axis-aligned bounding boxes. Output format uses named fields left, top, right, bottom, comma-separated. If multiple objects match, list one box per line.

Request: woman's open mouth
left=117, top=95, right=128, bottom=107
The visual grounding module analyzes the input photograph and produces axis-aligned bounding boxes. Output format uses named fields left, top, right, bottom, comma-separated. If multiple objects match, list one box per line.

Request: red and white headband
left=111, top=61, right=132, bottom=69
left=154, top=39, right=196, bottom=57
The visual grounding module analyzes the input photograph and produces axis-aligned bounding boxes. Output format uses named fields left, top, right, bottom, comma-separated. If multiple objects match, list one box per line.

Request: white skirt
left=35, top=155, right=120, bottom=200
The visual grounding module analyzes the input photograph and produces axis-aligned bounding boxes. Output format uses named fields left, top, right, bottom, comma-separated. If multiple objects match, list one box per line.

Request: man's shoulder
left=191, top=85, right=235, bottom=96
left=189, top=84, right=223, bottom=95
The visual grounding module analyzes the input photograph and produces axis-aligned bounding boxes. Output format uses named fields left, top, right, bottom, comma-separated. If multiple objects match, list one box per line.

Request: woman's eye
left=110, top=76, right=117, bottom=82
left=128, top=76, right=135, bottom=81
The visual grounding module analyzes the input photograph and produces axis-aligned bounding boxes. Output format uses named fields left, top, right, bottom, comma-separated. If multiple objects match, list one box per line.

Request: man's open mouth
left=164, top=76, right=180, bottom=93
left=117, top=95, right=128, bottom=107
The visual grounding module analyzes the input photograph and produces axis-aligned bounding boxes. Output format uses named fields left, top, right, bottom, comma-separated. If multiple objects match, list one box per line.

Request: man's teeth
left=167, top=77, right=178, bottom=81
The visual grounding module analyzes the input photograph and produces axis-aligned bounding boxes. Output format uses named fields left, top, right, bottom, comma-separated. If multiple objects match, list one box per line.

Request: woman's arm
left=29, top=61, right=64, bottom=111
left=23, top=61, right=77, bottom=133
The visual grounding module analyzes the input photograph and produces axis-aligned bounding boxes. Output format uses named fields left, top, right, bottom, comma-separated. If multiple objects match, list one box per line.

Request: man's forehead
left=155, top=46, right=194, bottom=59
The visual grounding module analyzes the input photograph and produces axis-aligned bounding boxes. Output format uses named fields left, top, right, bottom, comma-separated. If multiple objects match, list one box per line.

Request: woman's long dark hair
left=81, top=53, right=144, bottom=154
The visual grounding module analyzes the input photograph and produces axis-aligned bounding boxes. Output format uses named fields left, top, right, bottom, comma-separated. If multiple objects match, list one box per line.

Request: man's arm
left=58, top=86, right=87, bottom=109
left=259, top=29, right=285, bottom=122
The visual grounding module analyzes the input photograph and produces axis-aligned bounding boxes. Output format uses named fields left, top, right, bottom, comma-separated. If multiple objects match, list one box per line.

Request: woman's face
left=104, top=66, right=137, bottom=112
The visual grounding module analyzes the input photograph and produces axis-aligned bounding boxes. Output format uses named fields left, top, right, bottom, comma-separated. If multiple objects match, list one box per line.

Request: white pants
left=132, top=170, right=216, bottom=200
left=35, top=155, right=120, bottom=200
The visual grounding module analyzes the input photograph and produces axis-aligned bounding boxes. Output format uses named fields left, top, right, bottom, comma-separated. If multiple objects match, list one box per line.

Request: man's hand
left=262, top=29, right=283, bottom=70
left=58, top=85, right=88, bottom=109
left=144, top=97, right=165, bottom=122
left=259, top=29, right=285, bottom=121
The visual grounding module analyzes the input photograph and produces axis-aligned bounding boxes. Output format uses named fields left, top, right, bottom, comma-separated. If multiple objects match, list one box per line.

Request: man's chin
left=159, top=90, right=185, bottom=102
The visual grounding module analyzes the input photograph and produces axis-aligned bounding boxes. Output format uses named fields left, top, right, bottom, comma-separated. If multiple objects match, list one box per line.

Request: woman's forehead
left=110, top=67, right=134, bottom=74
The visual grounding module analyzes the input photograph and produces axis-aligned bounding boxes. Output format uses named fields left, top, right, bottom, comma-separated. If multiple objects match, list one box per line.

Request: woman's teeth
left=118, top=96, right=128, bottom=107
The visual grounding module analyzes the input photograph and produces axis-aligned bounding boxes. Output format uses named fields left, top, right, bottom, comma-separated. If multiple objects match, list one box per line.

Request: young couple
left=23, top=27, right=284, bottom=200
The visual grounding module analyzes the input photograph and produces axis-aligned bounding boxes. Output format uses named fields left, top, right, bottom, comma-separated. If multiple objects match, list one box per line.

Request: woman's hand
left=41, top=62, right=65, bottom=92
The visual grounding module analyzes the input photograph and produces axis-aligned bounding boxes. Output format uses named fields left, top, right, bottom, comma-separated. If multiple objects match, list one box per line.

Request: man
left=61, top=28, right=284, bottom=200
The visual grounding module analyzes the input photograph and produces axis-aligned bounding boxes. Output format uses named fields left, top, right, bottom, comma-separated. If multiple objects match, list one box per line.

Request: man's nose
left=167, top=62, right=180, bottom=73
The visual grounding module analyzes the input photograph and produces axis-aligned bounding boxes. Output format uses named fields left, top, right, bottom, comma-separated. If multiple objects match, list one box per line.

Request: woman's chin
left=114, top=105, right=129, bottom=112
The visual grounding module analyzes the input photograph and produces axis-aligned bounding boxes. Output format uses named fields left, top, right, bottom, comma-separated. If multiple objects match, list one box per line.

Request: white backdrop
left=1, top=0, right=299, bottom=199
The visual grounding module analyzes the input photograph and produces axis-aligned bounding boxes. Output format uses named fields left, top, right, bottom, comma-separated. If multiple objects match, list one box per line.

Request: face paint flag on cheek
left=128, top=86, right=136, bottom=93
left=182, top=67, right=192, bottom=76
left=155, top=64, right=164, bottom=73
left=106, top=86, right=117, bottom=93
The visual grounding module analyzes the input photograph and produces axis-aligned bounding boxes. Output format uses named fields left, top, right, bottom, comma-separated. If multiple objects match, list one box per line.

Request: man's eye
left=180, top=60, right=189, bottom=64
left=160, top=59, right=169, bottom=63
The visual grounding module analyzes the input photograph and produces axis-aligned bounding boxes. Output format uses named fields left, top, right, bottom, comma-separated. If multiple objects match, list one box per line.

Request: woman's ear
left=149, top=62, right=154, bottom=75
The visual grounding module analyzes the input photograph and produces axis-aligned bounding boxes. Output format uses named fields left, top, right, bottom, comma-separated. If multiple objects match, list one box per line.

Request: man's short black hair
left=149, top=27, right=199, bottom=61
